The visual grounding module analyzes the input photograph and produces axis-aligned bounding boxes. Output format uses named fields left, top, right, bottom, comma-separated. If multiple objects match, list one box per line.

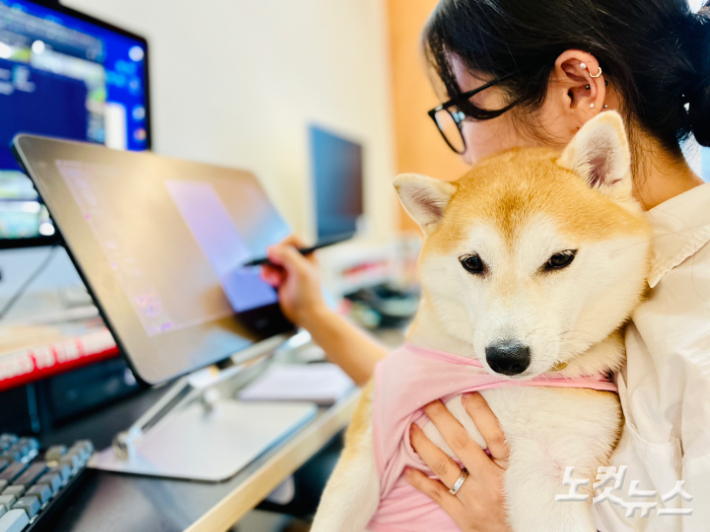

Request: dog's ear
left=394, top=173, right=456, bottom=234
left=557, top=112, right=631, bottom=196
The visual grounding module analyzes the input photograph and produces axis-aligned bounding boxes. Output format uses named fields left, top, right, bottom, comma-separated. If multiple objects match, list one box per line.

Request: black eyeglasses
left=428, top=73, right=518, bottom=154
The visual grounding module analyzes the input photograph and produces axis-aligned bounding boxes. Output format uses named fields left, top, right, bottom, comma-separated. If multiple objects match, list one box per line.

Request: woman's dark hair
left=424, top=0, right=710, bottom=153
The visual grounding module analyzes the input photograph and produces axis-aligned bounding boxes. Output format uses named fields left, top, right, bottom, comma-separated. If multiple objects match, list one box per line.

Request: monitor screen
left=14, top=135, right=295, bottom=385
left=310, top=125, right=364, bottom=241
left=0, top=0, right=149, bottom=242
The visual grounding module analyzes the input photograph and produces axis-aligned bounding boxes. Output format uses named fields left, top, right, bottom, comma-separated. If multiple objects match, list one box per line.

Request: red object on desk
left=0, top=327, right=119, bottom=392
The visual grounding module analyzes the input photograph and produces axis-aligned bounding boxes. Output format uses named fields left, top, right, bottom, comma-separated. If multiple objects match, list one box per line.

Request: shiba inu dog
left=311, top=112, right=652, bottom=532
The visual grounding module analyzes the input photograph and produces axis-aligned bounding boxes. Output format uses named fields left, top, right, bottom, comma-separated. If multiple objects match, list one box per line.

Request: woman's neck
left=633, top=136, right=705, bottom=211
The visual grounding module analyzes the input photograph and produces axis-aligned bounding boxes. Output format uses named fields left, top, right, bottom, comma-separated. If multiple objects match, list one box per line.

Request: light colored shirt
left=594, top=182, right=710, bottom=532
left=369, top=343, right=617, bottom=532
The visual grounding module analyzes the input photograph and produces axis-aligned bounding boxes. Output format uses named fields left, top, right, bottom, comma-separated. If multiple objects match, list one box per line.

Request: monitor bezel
left=0, top=0, right=152, bottom=249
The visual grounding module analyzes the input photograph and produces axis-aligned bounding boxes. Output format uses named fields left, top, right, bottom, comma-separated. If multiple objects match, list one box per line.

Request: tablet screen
left=14, top=135, right=295, bottom=384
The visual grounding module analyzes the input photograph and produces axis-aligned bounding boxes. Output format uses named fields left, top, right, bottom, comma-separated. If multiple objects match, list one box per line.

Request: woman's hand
left=260, top=235, right=387, bottom=385
left=405, top=392, right=512, bottom=532
left=260, top=235, right=328, bottom=328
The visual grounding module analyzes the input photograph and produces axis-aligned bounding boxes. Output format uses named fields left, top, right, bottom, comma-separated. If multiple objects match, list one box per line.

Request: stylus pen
left=243, top=236, right=350, bottom=267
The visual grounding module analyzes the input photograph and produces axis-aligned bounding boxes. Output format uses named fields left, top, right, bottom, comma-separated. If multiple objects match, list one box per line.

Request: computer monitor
left=0, top=0, right=150, bottom=248
left=309, top=125, right=364, bottom=241
left=14, top=135, right=295, bottom=386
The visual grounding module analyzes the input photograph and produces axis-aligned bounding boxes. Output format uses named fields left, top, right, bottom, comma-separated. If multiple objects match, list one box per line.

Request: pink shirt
left=367, top=343, right=618, bottom=532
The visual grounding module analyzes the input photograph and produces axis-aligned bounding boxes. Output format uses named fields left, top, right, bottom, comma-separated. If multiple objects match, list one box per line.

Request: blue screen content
left=0, top=0, right=148, bottom=239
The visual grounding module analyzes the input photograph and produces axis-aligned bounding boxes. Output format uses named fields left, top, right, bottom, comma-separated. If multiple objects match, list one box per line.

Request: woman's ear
left=393, top=174, right=456, bottom=235
left=547, top=50, right=607, bottom=134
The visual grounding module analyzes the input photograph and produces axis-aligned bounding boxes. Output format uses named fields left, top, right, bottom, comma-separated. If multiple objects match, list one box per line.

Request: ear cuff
left=580, top=63, right=603, bottom=78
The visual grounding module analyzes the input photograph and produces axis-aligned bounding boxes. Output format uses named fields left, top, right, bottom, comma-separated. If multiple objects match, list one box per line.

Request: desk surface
left=40, top=378, right=359, bottom=532
left=37, top=327, right=405, bottom=532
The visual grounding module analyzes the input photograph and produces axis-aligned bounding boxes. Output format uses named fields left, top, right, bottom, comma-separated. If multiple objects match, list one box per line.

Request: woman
left=261, top=0, right=710, bottom=530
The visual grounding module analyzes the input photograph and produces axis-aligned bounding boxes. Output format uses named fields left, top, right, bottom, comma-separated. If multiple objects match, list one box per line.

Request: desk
left=39, top=383, right=359, bottom=532
left=36, top=328, right=405, bottom=531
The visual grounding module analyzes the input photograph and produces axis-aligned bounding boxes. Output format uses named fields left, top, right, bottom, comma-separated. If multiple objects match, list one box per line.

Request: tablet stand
left=90, top=331, right=319, bottom=482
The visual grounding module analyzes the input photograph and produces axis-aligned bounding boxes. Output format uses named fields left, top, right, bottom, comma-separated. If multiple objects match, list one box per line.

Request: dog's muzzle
left=485, top=341, right=531, bottom=376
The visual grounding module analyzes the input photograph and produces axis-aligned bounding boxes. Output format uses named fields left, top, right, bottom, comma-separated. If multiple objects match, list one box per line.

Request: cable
left=0, top=245, right=59, bottom=321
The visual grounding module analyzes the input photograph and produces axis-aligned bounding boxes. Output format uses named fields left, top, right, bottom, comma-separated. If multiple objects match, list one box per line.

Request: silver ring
left=449, top=469, right=468, bottom=495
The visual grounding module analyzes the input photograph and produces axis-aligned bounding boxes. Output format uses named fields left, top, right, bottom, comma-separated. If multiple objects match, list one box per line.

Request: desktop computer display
left=0, top=0, right=149, bottom=244
left=309, top=125, right=364, bottom=241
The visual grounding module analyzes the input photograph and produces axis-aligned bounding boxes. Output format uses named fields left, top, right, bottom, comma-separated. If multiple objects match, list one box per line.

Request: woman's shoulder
left=631, top=224, right=710, bottom=355
left=651, top=229, right=710, bottom=303
left=631, top=182, right=710, bottom=344
left=642, top=183, right=710, bottom=312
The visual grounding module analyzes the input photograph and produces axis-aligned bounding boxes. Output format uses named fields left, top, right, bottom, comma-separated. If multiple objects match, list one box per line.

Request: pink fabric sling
left=367, top=343, right=618, bottom=532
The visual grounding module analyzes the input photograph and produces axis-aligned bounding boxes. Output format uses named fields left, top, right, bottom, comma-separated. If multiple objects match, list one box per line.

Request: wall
left=386, top=0, right=469, bottom=232
left=63, top=0, right=398, bottom=242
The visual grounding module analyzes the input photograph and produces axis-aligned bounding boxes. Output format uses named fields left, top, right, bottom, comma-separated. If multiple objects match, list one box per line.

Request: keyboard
left=0, top=433, right=93, bottom=532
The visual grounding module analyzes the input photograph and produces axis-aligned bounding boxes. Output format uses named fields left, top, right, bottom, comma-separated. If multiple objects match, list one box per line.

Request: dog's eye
left=544, top=250, right=577, bottom=271
left=460, top=254, right=485, bottom=275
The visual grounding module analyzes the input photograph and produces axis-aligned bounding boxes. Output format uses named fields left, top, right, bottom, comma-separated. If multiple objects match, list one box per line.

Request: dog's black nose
left=485, top=342, right=531, bottom=376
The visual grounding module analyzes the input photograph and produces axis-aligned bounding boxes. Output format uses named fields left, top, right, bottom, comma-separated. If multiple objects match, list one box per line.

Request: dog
left=310, top=112, right=652, bottom=532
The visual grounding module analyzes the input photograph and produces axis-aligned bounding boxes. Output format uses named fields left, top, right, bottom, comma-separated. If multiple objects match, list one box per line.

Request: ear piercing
left=582, top=62, right=604, bottom=105
left=580, top=62, right=603, bottom=78
left=603, top=104, right=609, bottom=109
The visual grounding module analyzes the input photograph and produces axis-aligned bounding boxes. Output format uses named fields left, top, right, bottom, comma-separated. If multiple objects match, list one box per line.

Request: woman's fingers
left=404, top=467, right=461, bottom=514
left=422, top=400, right=491, bottom=473
left=461, top=393, right=510, bottom=465
left=259, top=266, right=284, bottom=287
left=281, top=234, right=308, bottom=248
left=266, top=236, right=318, bottom=276
left=408, top=403, right=512, bottom=532
left=273, top=235, right=317, bottom=263
left=409, top=423, right=462, bottom=488
left=267, top=244, right=314, bottom=279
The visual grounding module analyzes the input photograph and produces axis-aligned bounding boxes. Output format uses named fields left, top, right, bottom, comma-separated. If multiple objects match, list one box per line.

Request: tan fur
left=429, top=148, right=650, bottom=256
left=342, top=380, right=374, bottom=457
left=313, top=112, right=652, bottom=532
